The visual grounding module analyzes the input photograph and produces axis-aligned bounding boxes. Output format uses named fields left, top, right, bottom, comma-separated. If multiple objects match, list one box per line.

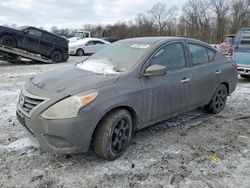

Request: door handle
left=215, top=70, right=221, bottom=75
left=181, top=78, right=191, bottom=83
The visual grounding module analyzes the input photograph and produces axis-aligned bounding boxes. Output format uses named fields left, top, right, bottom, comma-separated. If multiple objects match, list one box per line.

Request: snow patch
left=76, top=59, right=120, bottom=75
left=0, top=72, right=41, bottom=77
left=5, top=137, right=39, bottom=151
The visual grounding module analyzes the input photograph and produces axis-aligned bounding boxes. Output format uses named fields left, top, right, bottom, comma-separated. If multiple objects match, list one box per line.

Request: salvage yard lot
left=0, top=57, right=250, bottom=187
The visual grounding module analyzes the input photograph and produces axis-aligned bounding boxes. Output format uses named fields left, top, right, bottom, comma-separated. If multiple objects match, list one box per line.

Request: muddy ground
left=0, top=57, right=249, bottom=188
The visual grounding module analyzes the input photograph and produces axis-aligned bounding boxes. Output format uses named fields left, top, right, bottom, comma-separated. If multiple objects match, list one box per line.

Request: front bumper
left=68, top=49, right=77, bottom=55
left=16, top=90, right=104, bottom=154
left=237, top=65, right=250, bottom=75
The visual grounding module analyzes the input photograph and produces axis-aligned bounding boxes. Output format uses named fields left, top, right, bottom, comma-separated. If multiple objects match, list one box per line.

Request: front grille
left=18, top=91, right=45, bottom=115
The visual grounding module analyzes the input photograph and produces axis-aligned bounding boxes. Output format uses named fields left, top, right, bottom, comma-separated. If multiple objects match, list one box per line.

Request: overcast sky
left=0, top=0, right=187, bottom=30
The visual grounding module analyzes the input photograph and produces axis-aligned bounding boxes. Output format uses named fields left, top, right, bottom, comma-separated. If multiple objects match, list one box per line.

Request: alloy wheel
left=111, top=119, right=130, bottom=154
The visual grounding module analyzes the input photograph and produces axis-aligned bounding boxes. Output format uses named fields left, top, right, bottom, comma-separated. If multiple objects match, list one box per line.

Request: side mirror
left=143, top=64, right=167, bottom=77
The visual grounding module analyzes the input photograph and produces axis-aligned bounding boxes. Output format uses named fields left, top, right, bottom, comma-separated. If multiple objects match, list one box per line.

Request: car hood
left=30, top=65, right=120, bottom=95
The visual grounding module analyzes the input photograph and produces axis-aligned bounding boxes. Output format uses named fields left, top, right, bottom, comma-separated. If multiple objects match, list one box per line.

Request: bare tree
left=35, top=0, right=250, bottom=42
left=148, top=2, right=177, bottom=35
left=50, top=26, right=58, bottom=33
left=229, top=0, right=250, bottom=33
left=210, top=0, right=230, bottom=42
left=181, top=0, right=213, bottom=42
left=135, top=13, right=156, bottom=36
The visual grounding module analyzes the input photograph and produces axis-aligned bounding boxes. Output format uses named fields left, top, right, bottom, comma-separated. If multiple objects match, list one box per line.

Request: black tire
left=0, top=35, right=17, bottom=47
left=240, top=74, right=250, bottom=78
left=76, top=49, right=84, bottom=56
left=63, top=55, right=69, bottom=62
left=50, top=50, right=63, bottom=62
left=94, top=109, right=133, bottom=160
left=205, top=84, right=228, bottom=114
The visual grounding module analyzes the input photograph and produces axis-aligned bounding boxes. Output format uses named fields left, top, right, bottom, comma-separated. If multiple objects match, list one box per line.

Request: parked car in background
left=0, top=26, right=69, bottom=62
left=68, top=38, right=110, bottom=56
left=218, top=34, right=235, bottom=55
left=16, top=37, right=237, bottom=160
left=229, top=28, right=250, bottom=78
left=68, top=31, right=91, bottom=43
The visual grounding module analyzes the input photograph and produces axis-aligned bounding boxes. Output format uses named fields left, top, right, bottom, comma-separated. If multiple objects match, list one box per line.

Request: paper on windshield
left=131, top=44, right=150, bottom=49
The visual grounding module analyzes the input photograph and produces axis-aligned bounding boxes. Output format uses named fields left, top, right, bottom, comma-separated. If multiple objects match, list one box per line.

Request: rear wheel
left=50, top=50, right=63, bottom=62
left=205, top=84, right=228, bottom=114
left=63, top=55, right=69, bottom=62
left=76, top=49, right=84, bottom=56
left=0, top=35, right=17, bottom=47
left=94, top=109, right=132, bottom=160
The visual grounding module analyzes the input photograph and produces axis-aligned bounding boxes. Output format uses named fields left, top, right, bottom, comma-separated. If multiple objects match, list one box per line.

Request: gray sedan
left=16, top=37, right=238, bottom=160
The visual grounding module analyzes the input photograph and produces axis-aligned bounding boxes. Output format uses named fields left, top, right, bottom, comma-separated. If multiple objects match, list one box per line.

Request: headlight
left=69, top=46, right=76, bottom=50
left=41, top=92, right=98, bottom=120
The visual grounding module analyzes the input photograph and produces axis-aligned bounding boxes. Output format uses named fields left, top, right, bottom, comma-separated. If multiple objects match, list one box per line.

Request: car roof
left=20, top=26, right=66, bottom=40
left=118, top=37, right=210, bottom=47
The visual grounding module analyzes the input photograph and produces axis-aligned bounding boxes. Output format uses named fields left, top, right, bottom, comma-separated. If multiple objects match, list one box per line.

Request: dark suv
left=0, top=26, right=69, bottom=62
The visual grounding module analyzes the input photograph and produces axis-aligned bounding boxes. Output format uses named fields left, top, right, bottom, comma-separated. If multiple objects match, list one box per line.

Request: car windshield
left=76, top=41, right=151, bottom=74
left=75, top=32, right=84, bottom=38
left=224, top=36, right=234, bottom=43
left=75, top=32, right=89, bottom=38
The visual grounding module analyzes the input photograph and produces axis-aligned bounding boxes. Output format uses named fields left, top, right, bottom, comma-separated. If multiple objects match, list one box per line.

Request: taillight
left=227, top=47, right=233, bottom=56
left=231, top=61, right=238, bottom=69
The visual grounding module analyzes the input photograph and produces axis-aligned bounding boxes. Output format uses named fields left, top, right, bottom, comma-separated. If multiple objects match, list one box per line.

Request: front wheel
left=50, top=50, right=63, bottom=62
left=94, top=109, right=132, bottom=160
left=76, top=49, right=84, bottom=56
left=205, top=84, right=228, bottom=114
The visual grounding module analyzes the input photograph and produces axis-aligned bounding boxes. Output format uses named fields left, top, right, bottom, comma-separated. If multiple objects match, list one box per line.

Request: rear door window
left=86, top=41, right=95, bottom=46
left=94, top=41, right=105, bottom=45
left=42, top=33, right=54, bottom=42
left=28, top=29, right=42, bottom=38
left=188, top=43, right=215, bottom=65
left=207, top=48, right=216, bottom=62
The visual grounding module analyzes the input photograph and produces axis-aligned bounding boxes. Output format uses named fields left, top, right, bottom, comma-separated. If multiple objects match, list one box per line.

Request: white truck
left=68, top=31, right=91, bottom=43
